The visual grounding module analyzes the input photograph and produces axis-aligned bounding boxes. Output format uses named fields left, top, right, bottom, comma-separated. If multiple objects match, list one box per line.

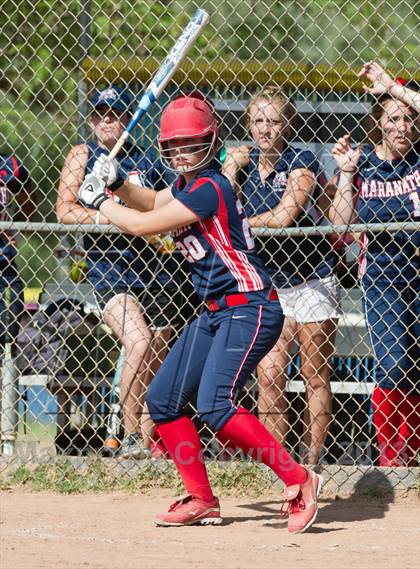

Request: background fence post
left=1, top=286, right=20, bottom=455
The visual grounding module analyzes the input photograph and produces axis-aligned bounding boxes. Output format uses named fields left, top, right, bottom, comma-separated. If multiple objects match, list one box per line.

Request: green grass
left=357, top=485, right=389, bottom=500
left=0, top=459, right=275, bottom=496
left=2, top=459, right=419, bottom=497
left=18, top=420, right=56, bottom=442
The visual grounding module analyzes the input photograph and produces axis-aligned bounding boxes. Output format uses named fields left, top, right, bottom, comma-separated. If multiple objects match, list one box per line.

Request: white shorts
left=275, top=275, right=342, bottom=323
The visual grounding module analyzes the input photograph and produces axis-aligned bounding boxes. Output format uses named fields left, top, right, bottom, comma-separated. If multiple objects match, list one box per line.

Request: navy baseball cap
left=90, top=86, right=132, bottom=114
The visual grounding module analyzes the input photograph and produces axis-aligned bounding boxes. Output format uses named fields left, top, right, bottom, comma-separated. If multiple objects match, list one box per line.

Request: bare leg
left=141, top=404, right=155, bottom=449
left=103, top=294, right=152, bottom=435
left=139, top=328, right=172, bottom=448
left=298, top=319, right=337, bottom=465
left=257, top=317, right=297, bottom=444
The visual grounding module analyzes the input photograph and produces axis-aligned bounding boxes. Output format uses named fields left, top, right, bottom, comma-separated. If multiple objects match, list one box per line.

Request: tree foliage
left=1, top=0, right=418, bottom=284
left=2, top=0, right=418, bottom=112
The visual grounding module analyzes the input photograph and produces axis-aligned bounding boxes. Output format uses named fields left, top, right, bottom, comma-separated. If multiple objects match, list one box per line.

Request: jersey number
left=0, top=184, right=8, bottom=207
left=176, top=235, right=206, bottom=263
left=409, top=191, right=420, bottom=219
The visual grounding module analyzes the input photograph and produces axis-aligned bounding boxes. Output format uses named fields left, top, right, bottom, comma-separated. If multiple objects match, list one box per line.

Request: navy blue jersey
left=241, top=147, right=338, bottom=288
left=354, top=145, right=419, bottom=282
left=0, top=154, right=32, bottom=262
left=82, top=142, right=177, bottom=289
left=171, top=164, right=272, bottom=300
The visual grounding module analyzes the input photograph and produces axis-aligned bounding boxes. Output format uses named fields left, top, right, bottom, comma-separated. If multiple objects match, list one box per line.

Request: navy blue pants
left=362, top=277, right=419, bottom=391
left=146, top=293, right=284, bottom=431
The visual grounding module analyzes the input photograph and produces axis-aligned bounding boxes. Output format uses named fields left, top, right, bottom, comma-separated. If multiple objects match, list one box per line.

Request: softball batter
left=78, top=93, right=322, bottom=532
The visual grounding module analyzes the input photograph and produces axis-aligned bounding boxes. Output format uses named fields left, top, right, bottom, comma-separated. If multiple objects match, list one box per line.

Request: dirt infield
left=1, top=489, right=419, bottom=569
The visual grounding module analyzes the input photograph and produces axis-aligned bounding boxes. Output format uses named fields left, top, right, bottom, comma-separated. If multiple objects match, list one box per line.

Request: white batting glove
left=92, top=154, right=120, bottom=187
left=78, top=173, right=109, bottom=209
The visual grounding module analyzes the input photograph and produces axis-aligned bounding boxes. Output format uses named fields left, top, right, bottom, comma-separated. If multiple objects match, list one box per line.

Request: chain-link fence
left=1, top=0, right=419, bottom=488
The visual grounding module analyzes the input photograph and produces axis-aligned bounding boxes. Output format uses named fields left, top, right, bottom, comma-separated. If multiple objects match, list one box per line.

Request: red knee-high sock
left=157, top=417, right=214, bottom=502
left=218, top=407, right=307, bottom=487
left=400, top=393, right=420, bottom=466
left=372, top=386, right=404, bottom=466
left=150, top=430, right=170, bottom=458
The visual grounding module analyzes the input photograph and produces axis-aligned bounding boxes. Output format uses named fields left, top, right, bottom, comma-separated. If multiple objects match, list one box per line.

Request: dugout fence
left=1, top=0, right=419, bottom=490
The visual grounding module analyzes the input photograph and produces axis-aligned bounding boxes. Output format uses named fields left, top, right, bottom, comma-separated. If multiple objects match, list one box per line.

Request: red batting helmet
left=159, top=94, right=219, bottom=172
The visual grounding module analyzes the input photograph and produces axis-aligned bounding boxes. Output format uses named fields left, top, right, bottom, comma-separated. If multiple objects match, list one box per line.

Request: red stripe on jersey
left=188, top=177, right=212, bottom=194
left=353, top=174, right=362, bottom=210
left=205, top=229, right=262, bottom=291
left=197, top=179, right=264, bottom=292
left=354, top=174, right=364, bottom=277
left=358, top=233, right=368, bottom=278
left=11, top=156, right=20, bottom=180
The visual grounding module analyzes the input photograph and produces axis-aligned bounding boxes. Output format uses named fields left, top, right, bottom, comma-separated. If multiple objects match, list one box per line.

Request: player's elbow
left=56, top=206, right=65, bottom=223
left=120, top=221, right=148, bottom=237
left=56, top=206, right=72, bottom=224
left=132, top=225, right=147, bottom=237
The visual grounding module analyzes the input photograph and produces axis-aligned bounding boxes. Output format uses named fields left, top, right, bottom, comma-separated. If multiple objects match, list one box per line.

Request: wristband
left=108, top=178, right=124, bottom=192
left=93, top=194, right=110, bottom=210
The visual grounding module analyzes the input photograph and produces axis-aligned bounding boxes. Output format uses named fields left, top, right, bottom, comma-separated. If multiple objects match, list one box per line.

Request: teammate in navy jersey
left=56, top=86, right=179, bottom=459
left=0, top=153, right=35, bottom=347
left=223, top=87, right=340, bottom=465
left=78, top=93, right=322, bottom=532
left=330, top=62, right=419, bottom=467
